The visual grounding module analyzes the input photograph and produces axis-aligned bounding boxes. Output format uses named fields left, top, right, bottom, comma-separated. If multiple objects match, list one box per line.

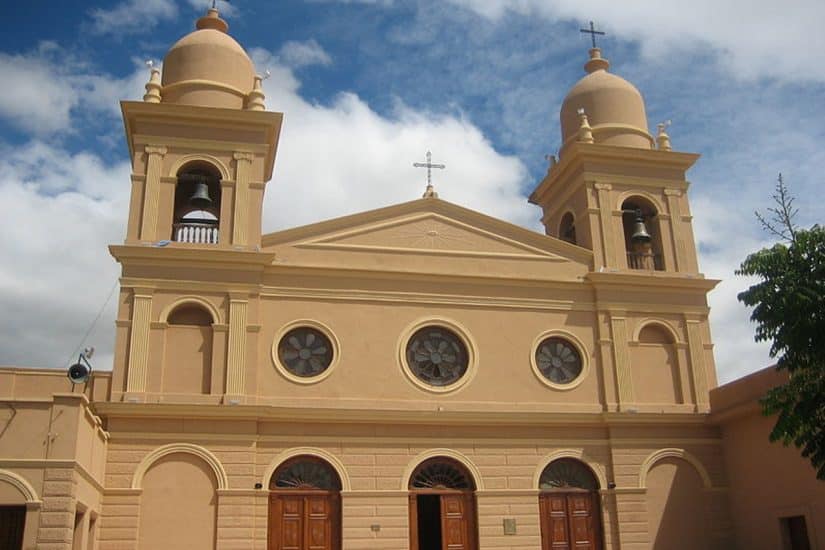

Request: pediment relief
left=296, top=213, right=568, bottom=262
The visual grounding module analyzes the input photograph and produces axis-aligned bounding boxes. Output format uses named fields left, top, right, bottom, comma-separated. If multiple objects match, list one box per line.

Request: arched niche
left=162, top=302, right=215, bottom=395
left=172, top=160, right=222, bottom=244
left=621, top=195, right=665, bottom=271
left=136, top=451, right=220, bottom=550
left=631, top=322, right=684, bottom=405
left=641, top=450, right=712, bottom=549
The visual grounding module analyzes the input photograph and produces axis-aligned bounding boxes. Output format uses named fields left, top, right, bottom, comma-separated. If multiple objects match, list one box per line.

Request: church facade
left=1, top=7, right=822, bottom=550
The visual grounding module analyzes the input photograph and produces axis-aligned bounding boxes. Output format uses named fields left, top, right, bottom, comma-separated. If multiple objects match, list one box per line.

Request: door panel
left=440, top=494, right=467, bottom=550
left=270, top=493, right=338, bottom=550
left=540, top=493, right=601, bottom=550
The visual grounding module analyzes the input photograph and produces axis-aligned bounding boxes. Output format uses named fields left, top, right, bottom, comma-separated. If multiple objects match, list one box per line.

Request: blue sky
left=1, top=0, right=823, bottom=383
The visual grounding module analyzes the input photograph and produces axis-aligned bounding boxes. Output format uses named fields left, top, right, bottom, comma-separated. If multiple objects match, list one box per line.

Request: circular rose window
left=277, top=327, right=334, bottom=378
left=535, top=337, right=583, bottom=385
left=406, top=326, right=469, bottom=387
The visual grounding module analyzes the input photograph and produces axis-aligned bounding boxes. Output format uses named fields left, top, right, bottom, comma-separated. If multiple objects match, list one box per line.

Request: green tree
left=736, top=174, right=825, bottom=479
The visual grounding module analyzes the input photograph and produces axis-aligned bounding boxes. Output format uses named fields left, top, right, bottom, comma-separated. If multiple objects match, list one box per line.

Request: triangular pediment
left=262, top=198, right=592, bottom=278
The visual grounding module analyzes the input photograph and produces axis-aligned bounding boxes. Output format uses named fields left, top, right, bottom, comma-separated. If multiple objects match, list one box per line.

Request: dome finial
left=143, top=60, right=162, bottom=103
left=656, top=121, right=672, bottom=151
left=576, top=108, right=595, bottom=144
left=584, top=48, right=610, bottom=73
left=196, top=5, right=228, bottom=33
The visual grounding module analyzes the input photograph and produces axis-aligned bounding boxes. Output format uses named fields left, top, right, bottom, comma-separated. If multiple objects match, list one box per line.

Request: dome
left=161, top=8, right=255, bottom=109
left=559, top=49, right=653, bottom=151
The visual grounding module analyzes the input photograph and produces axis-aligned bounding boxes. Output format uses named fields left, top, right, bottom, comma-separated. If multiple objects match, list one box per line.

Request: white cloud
left=0, top=44, right=79, bottom=136
left=277, top=40, right=333, bottom=68
left=0, top=142, right=129, bottom=371
left=251, top=48, right=532, bottom=231
left=446, top=0, right=825, bottom=82
left=89, top=0, right=179, bottom=35
left=0, top=44, right=150, bottom=137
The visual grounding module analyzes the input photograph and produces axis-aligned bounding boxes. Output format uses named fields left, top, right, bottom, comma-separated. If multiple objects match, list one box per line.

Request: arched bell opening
left=408, top=457, right=478, bottom=550
left=621, top=197, right=664, bottom=271
left=559, top=211, right=577, bottom=245
left=173, top=163, right=222, bottom=244
left=538, top=458, right=604, bottom=550
left=268, top=456, right=341, bottom=550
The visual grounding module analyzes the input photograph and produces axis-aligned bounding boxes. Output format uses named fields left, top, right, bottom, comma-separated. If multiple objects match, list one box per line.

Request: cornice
left=93, top=400, right=711, bottom=428
left=120, top=100, right=283, bottom=180
left=585, top=271, right=720, bottom=292
left=110, top=244, right=275, bottom=271
left=530, top=142, right=699, bottom=204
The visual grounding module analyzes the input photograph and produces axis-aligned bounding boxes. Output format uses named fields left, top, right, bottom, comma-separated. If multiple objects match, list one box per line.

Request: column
left=126, top=288, right=153, bottom=396
left=232, top=152, right=255, bottom=246
left=139, top=146, right=168, bottom=241
left=225, top=293, right=249, bottom=399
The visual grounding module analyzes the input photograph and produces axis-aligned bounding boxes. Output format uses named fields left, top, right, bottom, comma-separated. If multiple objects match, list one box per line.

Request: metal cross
left=413, top=151, right=446, bottom=187
left=580, top=21, right=606, bottom=48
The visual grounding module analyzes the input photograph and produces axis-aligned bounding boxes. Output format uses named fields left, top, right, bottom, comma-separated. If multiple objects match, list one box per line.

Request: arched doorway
left=408, top=457, right=478, bottom=550
left=268, top=456, right=342, bottom=550
left=538, top=458, right=603, bottom=550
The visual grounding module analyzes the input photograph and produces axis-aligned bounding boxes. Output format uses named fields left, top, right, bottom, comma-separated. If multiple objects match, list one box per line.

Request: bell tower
left=110, top=7, right=282, bottom=404
left=530, top=47, right=719, bottom=413
left=530, top=48, right=701, bottom=275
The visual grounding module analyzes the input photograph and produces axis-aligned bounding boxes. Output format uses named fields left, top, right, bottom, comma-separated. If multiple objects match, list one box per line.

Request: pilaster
left=685, top=316, right=709, bottom=411
left=125, top=288, right=154, bottom=398
left=609, top=314, right=634, bottom=408
left=139, top=146, right=168, bottom=242
left=594, top=182, right=616, bottom=268
left=225, top=292, right=249, bottom=400
left=232, top=152, right=254, bottom=246
left=664, top=188, right=687, bottom=272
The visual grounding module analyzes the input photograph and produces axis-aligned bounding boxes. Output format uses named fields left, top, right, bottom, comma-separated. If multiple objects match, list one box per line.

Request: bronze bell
left=189, top=181, right=212, bottom=208
left=630, top=209, right=652, bottom=243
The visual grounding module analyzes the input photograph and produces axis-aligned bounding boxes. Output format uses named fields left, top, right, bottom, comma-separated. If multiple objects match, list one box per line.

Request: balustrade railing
left=174, top=222, right=219, bottom=244
left=626, top=251, right=663, bottom=271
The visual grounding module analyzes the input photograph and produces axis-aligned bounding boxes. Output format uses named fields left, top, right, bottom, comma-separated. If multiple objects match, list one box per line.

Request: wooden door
left=440, top=493, right=476, bottom=550
left=269, top=493, right=339, bottom=550
left=0, top=506, right=25, bottom=550
left=540, top=493, right=601, bottom=550
left=409, top=492, right=477, bottom=550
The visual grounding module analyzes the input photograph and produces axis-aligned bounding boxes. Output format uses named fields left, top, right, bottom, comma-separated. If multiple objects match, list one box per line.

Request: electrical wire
left=65, top=279, right=119, bottom=367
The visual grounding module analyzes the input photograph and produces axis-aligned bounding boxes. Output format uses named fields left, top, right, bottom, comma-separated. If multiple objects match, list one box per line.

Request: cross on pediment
left=413, top=150, right=446, bottom=198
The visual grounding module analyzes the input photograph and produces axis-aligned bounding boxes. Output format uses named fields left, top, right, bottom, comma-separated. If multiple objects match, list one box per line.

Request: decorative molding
left=261, top=447, right=351, bottom=491
left=532, top=450, right=608, bottom=490
left=630, top=318, right=683, bottom=344
left=168, top=153, right=230, bottom=180
left=638, top=447, right=712, bottom=489
left=400, top=449, right=484, bottom=491
left=144, top=145, right=168, bottom=156
left=131, top=443, right=228, bottom=490
left=158, top=295, right=222, bottom=325
left=233, top=152, right=255, bottom=162
left=397, top=317, right=478, bottom=395
left=0, top=469, right=41, bottom=503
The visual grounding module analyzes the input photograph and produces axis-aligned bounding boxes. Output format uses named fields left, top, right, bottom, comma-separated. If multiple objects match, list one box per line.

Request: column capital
left=144, top=145, right=168, bottom=156
left=594, top=182, right=613, bottom=191
left=663, top=188, right=683, bottom=197
left=233, top=151, right=255, bottom=162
